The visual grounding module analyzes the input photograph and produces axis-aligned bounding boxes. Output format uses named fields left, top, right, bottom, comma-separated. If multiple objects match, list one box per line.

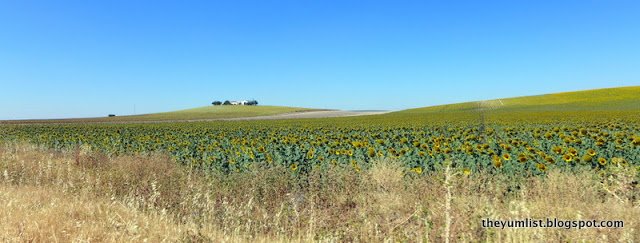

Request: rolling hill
left=1, top=106, right=317, bottom=124
left=3, top=86, right=638, bottom=125
left=122, top=105, right=316, bottom=121
left=383, top=86, right=640, bottom=123
left=397, top=86, right=640, bottom=114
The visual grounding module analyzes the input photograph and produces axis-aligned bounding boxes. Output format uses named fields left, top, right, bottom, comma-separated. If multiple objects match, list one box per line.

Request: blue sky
left=1, top=0, right=639, bottom=119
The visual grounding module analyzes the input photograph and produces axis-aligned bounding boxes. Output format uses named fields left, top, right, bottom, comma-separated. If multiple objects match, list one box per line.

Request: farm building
left=213, top=100, right=258, bottom=106
left=223, top=100, right=258, bottom=106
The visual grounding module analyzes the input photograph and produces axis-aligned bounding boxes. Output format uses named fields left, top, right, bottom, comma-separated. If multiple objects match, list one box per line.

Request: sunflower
left=367, top=147, right=376, bottom=157
left=568, top=148, right=578, bottom=157
left=502, top=153, right=511, bottom=161
left=499, top=143, right=508, bottom=150
left=552, top=146, right=563, bottom=155
left=582, top=154, right=593, bottom=163
left=420, top=143, right=429, bottom=150
left=487, top=149, right=496, bottom=156
left=351, top=141, right=364, bottom=148
left=598, top=157, right=607, bottom=166
left=562, top=154, right=573, bottom=162
left=611, top=157, right=625, bottom=165
left=545, top=156, right=555, bottom=164
left=518, top=154, right=528, bottom=163
left=351, top=160, right=361, bottom=172
left=290, top=163, right=299, bottom=171
left=463, top=168, right=471, bottom=176
left=306, top=148, right=315, bottom=159
left=536, top=163, right=547, bottom=172
left=492, top=155, right=503, bottom=168
left=411, top=167, right=423, bottom=175
left=619, top=158, right=628, bottom=166
left=587, top=148, right=596, bottom=156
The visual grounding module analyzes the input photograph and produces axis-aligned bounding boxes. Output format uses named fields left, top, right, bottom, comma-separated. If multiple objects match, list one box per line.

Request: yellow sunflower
left=463, top=168, right=471, bottom=176
left=611, top=157, right=625, bottom=165
left=568, top=148, right=578, bottom=157
left=545, top=156, right=555, bottom=164
left=536, top=163, right=547, bottom=172
left=367, top=147, right=375, bottom=157
left=598, top=157, right=607, bottom=166
left=518, top=154, right=528, bottom=163
left=411, top=167, right=423, bottom=175
left=552, top=146, right=563, bottom=155
left=492, top=155, right=503, bottom=168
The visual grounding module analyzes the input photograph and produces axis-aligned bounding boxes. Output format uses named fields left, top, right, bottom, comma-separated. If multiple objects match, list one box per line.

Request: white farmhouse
left=229, top=100, right=258, bottom=106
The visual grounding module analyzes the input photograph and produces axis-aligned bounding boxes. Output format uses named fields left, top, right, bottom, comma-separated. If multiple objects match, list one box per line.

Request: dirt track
left=223, top=110, right=390, bottom=121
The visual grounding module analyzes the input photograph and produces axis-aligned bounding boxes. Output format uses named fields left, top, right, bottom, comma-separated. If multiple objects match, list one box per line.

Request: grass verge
left=0, top=143, right=638, bottom=242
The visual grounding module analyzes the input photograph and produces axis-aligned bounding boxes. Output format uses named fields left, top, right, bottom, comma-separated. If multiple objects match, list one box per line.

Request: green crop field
left=0, top=105, right=316, bottom=124
left=1, top=87, right=638, bottom=177
left=114, top=105, right=316, bottom=121
left=390, top=86, right=640, bottom=123
left=399, top=86, right=640, bottom=113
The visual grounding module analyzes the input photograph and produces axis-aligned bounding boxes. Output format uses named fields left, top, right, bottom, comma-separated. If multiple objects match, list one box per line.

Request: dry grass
left=0, top=143, right=639, bottom=242
left=0, top=185, right=188, bottom=242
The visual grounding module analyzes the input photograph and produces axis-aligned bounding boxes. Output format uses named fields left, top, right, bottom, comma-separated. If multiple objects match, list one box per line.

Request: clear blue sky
left=1, top=0, right=639, bottom=119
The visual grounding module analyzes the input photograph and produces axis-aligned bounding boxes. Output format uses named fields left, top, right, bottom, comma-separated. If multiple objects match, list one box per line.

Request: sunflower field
left=0, top=112, right=640, bottom=175
left=1, top=112, right=639, bottom=177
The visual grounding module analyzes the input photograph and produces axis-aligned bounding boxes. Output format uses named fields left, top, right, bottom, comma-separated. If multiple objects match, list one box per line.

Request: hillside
left=123, top=105, right=315, bottom=121
left=1, top=105, right=316, bottom=124
left=398, top=86, right=640, bottom=114
left=386, top=86, right=640, bottom=123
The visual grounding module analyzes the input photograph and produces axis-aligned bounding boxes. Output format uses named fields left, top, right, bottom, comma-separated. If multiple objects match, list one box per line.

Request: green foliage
left=1, top=114, right=638, bottom=177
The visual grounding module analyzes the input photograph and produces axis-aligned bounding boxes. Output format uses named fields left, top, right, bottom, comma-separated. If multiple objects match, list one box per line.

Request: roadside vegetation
left=1, top=143, right=638, bottom=242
